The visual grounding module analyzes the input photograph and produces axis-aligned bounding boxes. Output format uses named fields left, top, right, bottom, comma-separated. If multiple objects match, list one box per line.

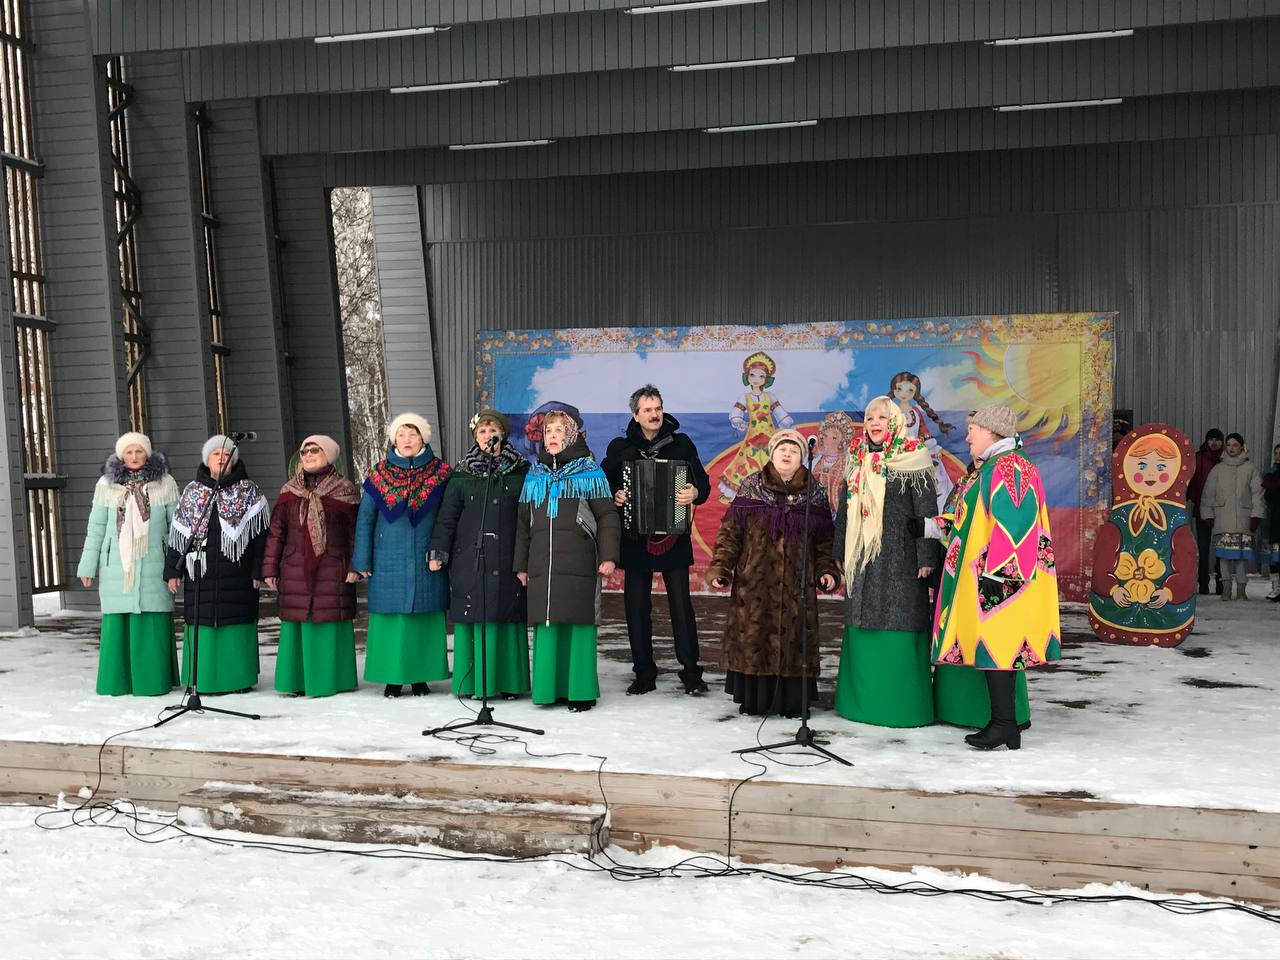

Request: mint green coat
left=76, top=474, right=179, bottom=615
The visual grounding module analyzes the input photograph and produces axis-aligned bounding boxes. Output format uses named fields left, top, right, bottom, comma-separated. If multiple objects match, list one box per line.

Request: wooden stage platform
left=3, top=736, right=1278, bottom=905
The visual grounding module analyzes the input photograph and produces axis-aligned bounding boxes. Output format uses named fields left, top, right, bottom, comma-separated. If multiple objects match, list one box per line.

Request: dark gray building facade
left=1, top=0, right=1278, bottom=626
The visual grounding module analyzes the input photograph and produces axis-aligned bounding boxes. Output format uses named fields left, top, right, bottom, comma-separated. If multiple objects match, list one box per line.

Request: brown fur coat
left=706, top=464, right=839, bottom=677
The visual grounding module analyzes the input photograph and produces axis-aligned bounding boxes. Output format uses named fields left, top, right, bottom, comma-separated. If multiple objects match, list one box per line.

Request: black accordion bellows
left=622, top=459, right=690, bottom=536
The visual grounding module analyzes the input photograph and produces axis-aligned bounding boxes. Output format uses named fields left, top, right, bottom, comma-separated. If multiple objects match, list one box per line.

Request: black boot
left=626, top=676, right=657, bottom=696
left=567, top=699, right=596, bottom=713
left=383, top=684, right=402, bottom=698
left=964, top=671, right=1021, bottom=750
left=411, top=682, right=431, bottom=696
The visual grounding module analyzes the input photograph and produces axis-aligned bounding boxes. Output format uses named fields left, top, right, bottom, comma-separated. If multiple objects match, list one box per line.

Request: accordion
left=622, top=459, right=690, bottom=536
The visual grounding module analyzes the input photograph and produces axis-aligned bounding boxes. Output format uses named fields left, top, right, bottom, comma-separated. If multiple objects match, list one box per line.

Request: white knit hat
left=970, top=404, right=1019, bottom=439
left=114, top=431, right=152, bottom=459
left=387, top=412, right=432, bottom=445
left=201, top=435, right=242, bottom=466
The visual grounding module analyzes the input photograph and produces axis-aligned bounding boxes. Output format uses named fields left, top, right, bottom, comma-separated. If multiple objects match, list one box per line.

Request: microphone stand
left=426, top=437, right=543, bottom=738
left=734, top=437, right=850, bottom=765
left=157, top=435, right=261, bottom=727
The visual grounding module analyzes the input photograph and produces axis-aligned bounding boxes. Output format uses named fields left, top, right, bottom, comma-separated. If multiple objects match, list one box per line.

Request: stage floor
left=5, top=584, right=1278, bottom=813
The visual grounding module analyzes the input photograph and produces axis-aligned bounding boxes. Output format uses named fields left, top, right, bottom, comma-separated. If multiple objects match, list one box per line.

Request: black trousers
left=623, top=566, right=703, bottom=685
left=1196, top=518, right=1221, bottom=589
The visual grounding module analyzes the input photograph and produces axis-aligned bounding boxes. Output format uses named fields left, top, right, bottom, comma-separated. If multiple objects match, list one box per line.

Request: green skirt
left=933, top=663, right=1031, bottom=728
left=452, top=622, right=531, bottom=698
left=834, top=626, right=935, bottom=728
left=275, top=620, right=358, bottom=698
left=180, top=623, right=259, bottom=693
left=363, top=611, right=450, bottom=684
left=531, top=623, right=599, bottom=705
left=97, top=612, right=178, bottom=697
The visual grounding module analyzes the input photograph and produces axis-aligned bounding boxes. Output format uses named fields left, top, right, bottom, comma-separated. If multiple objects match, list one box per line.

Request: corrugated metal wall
left=414, top=135, right=1280, bottom=463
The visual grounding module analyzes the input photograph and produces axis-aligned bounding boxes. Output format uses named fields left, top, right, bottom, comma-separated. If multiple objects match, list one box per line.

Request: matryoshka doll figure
left=1088, top=424, right=1198, bottom=647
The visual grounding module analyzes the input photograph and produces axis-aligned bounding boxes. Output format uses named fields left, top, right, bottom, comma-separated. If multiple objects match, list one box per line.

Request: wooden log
left=731, top=810, right=1280, bottom=877
left=177, top=786, right=608, bottom=857
left=732, top=780, right=1280, bottom=847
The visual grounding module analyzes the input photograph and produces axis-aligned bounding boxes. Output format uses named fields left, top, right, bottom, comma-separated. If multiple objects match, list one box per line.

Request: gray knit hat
left=970, top=404, right=1018, bottom=439
left=201, top=435, right=242, bottom=466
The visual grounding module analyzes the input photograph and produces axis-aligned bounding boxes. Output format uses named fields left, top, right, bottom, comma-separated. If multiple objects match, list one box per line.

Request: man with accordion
left=603, top=385, right=711, bottom=696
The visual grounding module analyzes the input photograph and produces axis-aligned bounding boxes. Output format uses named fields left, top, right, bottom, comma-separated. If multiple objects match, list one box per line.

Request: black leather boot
left=964, top=671, right=1022, bottom=750
left=411, top=682, right=431, bottom=696
left=383, top=684, right=402, bottom=698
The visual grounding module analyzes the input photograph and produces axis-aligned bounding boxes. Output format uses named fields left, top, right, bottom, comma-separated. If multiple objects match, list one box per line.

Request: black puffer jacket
left=163, top=461, right=268, bottom=627
left=514, top=437, right=621, bottom=626
left=600, top=414, right=710, bottom=572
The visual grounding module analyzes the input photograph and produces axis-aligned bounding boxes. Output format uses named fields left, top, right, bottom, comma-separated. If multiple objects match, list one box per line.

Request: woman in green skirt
left=429, top=409, right=532, bottom=700
left=77, top=432, right=180, bottom=696
left=514, top=410, right=619, bottom=712
left=164, top=436, right=270, bottom=694
left=833, top=397, right=940, bottom=727
left=353, top=413, right=452, bottom=698
left=263, top=435, right=362, bottom=697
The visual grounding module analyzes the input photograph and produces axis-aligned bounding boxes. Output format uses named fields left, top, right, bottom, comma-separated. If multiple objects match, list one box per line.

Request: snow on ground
left=0, top=803, right=1276, bottom=960
left=1, top=586, right=1278, bottom=811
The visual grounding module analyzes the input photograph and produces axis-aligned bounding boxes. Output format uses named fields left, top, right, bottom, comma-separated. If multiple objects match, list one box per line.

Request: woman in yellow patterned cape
left=931, top=404, right=1060, bottom=750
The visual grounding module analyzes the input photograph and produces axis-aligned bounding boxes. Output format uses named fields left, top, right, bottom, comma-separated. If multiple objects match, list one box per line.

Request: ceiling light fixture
left=670, top=56, right=795, bottom=72
left=985, top=29, right=1134, bottom=46
left=447, top=139, right=555, bottom=151
left=704, top=119, right=817, bottom=133
left=627, top=0, right=767, bottom=15
left=391, top=79, right=508, bottom=94
left=994, top=97, right=1123, bottom=112
left=315, top=25, right=450, bottom=44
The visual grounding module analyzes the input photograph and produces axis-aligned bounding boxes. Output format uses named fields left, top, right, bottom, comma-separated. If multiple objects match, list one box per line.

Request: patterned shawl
left=280, top=465, right=360, bottom=558
left=167, top=463, right=269, bottom=578
left=843, top=398, right=936, bottom=579
left=363, top=447, right=451, bottom=526
left=93, top=452, right=178, bottom=592
left=727, top=464, right=834, bottom=542
left=520, top=440, right=611, bottom=519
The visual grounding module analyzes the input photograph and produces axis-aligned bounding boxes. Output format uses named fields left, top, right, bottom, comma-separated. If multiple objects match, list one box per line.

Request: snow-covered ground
left=3, top=585, right=1279, bottom=811
left=0, top=802, right=1276, bottom=960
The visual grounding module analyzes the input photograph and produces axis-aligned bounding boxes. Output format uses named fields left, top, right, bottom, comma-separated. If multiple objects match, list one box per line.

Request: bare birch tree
left=330, top=187, right=387, bottom=477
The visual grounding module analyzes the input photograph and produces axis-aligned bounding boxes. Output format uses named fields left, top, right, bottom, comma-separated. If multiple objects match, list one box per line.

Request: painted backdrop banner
left=476, top=314, right=1115, bottom=602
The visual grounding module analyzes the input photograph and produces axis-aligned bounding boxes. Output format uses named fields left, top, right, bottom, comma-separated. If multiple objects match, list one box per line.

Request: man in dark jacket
left=1188, top=428, right=1225, bottom=594
left=602, top=385, right=711, bottom=696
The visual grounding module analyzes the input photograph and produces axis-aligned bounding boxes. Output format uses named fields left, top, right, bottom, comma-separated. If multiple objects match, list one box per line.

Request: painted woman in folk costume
left=931, top=405, right=1060, bottom=750
left=889, top=371, right=958, bottom=520
left=810, top=410, right=856, bottom=518
left=1088, top=426, right=1198, bottom=646
left=707, top=430, right=840, bottom=717
left=262, top=435, right=362, bottom=697
left=514, top=410, right=620, bottom=712
left=353, top=413, right=452, bottom=698
left=429, top=408, right=532, bottom=700
left=77, top=432, right=180, bottom=696
left=718, top=351, right=795, bottom=502
left=832, top=397, right=939, bottom=727
left=164, top=436, right=270, bottom=694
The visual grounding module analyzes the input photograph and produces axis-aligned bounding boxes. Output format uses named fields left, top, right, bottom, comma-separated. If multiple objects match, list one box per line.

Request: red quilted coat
left=262, top=475, right=359, bottom=623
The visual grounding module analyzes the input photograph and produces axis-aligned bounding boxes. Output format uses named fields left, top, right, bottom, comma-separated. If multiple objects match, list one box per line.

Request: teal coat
left=76, top=458, right=180, bottom=615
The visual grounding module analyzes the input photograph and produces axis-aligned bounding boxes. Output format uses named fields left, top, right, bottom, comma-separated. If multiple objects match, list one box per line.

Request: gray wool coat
left=833, top=473, right=941, bottom=633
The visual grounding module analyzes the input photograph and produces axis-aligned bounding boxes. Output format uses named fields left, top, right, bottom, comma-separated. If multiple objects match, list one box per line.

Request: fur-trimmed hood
left=93, top=451, right=179, bottom=509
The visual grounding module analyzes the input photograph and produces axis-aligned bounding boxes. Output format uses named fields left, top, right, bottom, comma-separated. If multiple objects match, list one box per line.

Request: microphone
left=807, top=435, right=818, bottom=455
left=228, top=431, right=257, bottom=442
left=485, top=435, right=499, bottom=451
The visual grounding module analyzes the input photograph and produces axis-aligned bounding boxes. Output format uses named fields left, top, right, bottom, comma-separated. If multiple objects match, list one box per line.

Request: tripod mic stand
left=426, top=438, right=542, bottom=738
left=157, top=437, right=261, bottom=727
left=734, top=439, right=850, bottom=765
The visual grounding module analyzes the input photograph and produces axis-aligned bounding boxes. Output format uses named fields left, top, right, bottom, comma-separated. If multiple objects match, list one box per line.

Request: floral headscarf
left=842, top=396, right=935, bottom=579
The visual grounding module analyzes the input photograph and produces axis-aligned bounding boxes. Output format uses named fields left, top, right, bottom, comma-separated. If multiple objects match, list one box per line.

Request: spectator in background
left=1262, top=443, right=1280, bottom=602
left=1188, top=428, right=1225, bottom=595
left=1200, top=432, right=1264, bottom=601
